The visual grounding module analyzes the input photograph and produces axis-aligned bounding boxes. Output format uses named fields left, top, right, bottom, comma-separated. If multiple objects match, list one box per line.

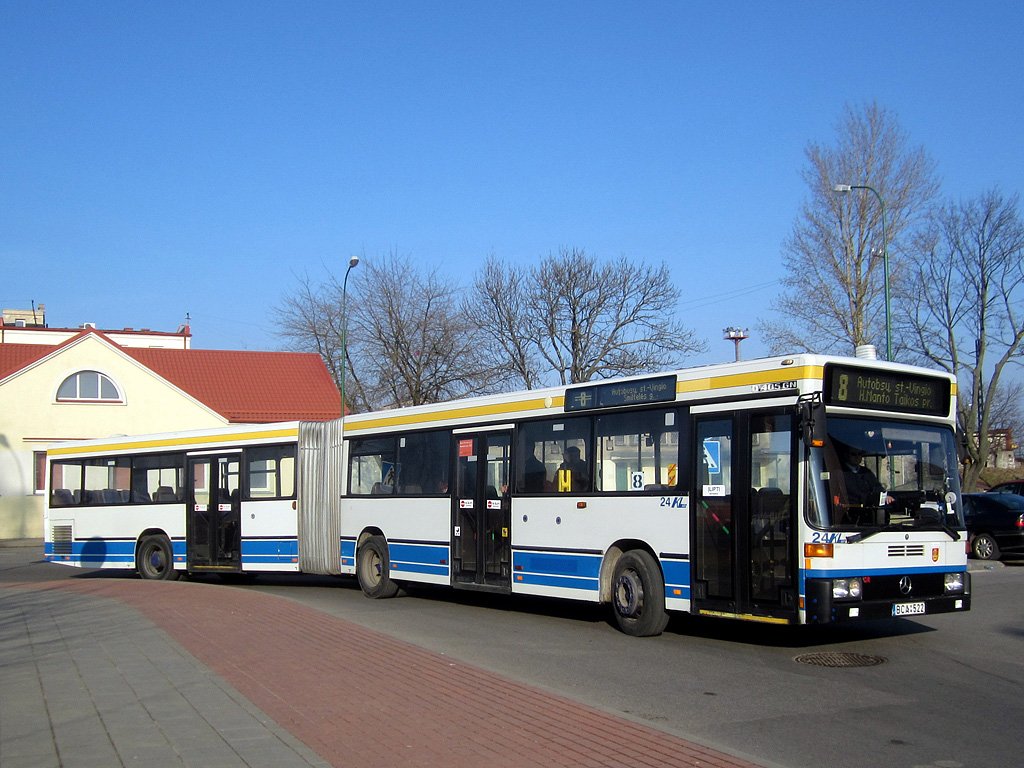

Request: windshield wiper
left=847, top=521, right=962, bottom=543
left=846, top=527, right=885, bottom=543
left=929, top=520, right=961, bottom=542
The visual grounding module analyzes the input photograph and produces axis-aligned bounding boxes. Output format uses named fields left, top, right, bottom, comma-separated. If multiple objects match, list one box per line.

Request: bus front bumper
left=805, top=573, right=971, bottom=624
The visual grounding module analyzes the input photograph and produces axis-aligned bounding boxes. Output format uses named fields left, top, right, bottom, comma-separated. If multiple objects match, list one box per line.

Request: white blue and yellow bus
left=45, top=354, right=971, bottom=635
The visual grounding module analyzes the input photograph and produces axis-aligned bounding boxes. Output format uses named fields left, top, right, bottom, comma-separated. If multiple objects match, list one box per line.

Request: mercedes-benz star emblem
left=899, top=576, right=913, bottom=595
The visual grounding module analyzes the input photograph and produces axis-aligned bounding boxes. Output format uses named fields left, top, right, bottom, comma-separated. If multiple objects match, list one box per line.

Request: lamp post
left=340, top=254, right=359, bottom=416
left=832, top=183, right=891, bottom=361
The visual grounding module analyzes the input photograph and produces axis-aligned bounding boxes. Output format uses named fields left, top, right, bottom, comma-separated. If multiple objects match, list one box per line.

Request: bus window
left=50, top=461, right=82, bottom=506
left=517, top=418, right=592, bottom=493
left=83, top=457, right=130, bottom=504
left=396, top=432, right=450, bottom=495
left=595, top=409, right=679, bottom=492
left=132, top=453, right=184, bottom=503
left=349, top=437, right=397, bottom=495
left=247, top=444, right=297, bottom=499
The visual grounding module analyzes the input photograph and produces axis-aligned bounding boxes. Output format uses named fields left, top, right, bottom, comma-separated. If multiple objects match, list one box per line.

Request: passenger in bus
left=522, top=451, right=546, bottom=492
left=559, top=446, right=590, bottom=492
left=840, top=445, right=894, bottom=509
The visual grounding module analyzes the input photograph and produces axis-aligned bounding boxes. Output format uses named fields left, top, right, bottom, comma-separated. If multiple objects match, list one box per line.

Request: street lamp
left=340, top=254, right=359, bottom=416
left=832, top=183, right=891, bottom=361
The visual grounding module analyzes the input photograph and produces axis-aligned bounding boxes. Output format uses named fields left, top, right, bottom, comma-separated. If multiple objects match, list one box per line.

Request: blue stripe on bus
left=512, top=550, right=601, bottom=592
left=514, top=550, right=602, bottom=578
left=340, top=539, right=356, bottom=567
left=241, top=538, right=298, bottom=564
left=45, top=539, right=137, bottom=566
left=388, top=542, right=450, bottom=577
left=806, top=565, right=963, bottom=578
left=662, top=558, right=691, bottom=599
left=515, top=571, right=600, bottom=592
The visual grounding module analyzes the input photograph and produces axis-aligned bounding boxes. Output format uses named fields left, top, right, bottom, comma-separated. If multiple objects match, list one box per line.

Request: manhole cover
left=794, top=652, right=887, bottom=668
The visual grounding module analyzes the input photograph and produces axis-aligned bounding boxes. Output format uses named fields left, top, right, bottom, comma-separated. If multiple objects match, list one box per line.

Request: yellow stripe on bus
left=48, top=427, right=300, bottom=457
left=347, top=366, right=826, bottom=433
left=346, top=397, right=565, bottom=433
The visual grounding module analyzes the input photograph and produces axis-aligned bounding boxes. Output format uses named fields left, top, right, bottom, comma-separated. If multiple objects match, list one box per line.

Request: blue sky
left=2, top=2, right=1021, bottom=366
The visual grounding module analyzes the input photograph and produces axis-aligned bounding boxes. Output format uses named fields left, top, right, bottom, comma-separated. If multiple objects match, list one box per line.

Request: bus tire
left=137, top=535, right=179, bottom=581
left=611, top=550, right=669, bottom=636
left=971, top=533, right=1000, bottom=561
left=357, top=535, right=400, bottom=599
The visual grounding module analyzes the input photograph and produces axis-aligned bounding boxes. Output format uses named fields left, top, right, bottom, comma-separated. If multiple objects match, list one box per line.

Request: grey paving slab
left=0, top=586, right=329, bottom=768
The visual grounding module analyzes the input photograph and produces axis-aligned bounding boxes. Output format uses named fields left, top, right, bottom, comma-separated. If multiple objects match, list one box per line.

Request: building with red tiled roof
left=0, top=322, right=340, bottom=539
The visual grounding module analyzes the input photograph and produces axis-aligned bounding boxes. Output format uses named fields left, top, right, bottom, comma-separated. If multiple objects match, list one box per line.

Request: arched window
left=56, top=371, right=122, bottom=402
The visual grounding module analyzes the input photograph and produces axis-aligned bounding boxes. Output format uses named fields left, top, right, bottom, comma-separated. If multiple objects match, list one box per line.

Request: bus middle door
left=187, top=453, right=242, bottom=573
left=452, top=431, right=512, bottom=591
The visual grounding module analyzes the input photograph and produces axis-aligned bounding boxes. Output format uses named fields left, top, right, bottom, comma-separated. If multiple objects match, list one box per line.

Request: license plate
left=892, top=602, right=925, bottom=616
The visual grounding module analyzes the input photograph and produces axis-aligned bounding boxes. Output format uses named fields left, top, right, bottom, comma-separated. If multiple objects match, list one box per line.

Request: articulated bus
left=44, top=354, right=970, bottom=635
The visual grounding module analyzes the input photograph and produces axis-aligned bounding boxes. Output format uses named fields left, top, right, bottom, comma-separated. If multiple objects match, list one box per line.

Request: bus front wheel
left=137, top=535, right=179, bottom=581
left=611, top=550, right=669, bottom=636
left=357, top=535, right=400, bottom=599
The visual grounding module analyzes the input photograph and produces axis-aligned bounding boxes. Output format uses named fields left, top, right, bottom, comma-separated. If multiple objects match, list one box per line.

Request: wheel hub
left=615, top=570, right=643, bottom=617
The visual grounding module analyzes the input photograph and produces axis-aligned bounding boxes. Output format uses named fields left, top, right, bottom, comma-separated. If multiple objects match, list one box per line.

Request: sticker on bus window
left=460, top=499, right=474, bottom=509
left=703, top=485, right=726, bottom=497
left=459, top=439, right=474, bottom=457
left=702, top=440, right=721, bottom=475
left=630, top=471, right=645, bottom=491
left=487, top=499, right=501, bottom=509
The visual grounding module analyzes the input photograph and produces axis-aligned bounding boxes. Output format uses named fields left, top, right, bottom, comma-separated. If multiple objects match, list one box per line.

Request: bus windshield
left=808, top=416, right=964, bottom=533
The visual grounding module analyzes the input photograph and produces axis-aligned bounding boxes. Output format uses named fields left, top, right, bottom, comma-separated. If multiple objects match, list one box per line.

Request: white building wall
left=0, top=325, right=190, bottom=349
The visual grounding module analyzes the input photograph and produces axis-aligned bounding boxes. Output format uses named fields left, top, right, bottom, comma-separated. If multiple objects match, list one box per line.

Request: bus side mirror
left=798, top=393, right=826, bottom=448
left=956, top=426, right=969, bottom=465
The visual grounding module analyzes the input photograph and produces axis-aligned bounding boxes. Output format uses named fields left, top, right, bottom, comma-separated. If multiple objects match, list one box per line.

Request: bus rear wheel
left=137, top=535, right=179, bottom=581
left=611, top=550, right=668, bottom=636
left=357, top=535, right=400, bottom=599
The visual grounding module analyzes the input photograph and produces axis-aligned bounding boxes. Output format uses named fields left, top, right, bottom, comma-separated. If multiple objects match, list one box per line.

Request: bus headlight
left=944, top=572, right=966, bottom=594
left=832, top=578, right=863, bottom=601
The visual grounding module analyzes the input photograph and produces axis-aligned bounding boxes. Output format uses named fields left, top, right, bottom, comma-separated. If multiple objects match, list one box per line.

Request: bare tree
left=468, top=257, right=545, bottom=389
left=471, top=248, right=706, bottom=387
left=272, top=272, right=347, bottom=394
left=759, top=102, right=940, bottom=356
left=902, top=190, right=1024, bottom=490
left=346, top=252, right=502, bottom=409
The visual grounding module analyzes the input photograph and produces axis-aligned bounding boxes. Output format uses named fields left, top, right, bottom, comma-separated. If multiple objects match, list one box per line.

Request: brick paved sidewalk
left=0, top=583, right=328, bottom=768
left=7, top=578, right=766, bottom=768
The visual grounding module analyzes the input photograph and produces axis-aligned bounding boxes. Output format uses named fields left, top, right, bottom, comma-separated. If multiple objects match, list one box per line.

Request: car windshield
left=807, top=416, right=964, bottom=532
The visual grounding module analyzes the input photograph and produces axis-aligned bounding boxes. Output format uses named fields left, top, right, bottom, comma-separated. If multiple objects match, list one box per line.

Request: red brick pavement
left=32, top=579, right=764, bottom=768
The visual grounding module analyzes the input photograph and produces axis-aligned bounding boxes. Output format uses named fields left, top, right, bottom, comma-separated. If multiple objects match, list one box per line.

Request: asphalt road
left=5, top=547, right=1022, bottom=768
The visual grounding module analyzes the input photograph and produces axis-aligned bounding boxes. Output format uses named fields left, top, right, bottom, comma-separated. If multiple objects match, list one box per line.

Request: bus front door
left=187, top=454, right=242, bottom=573
left=452, top=431, right=512, bottom=590
left=691, top=411, right=796, bottom=621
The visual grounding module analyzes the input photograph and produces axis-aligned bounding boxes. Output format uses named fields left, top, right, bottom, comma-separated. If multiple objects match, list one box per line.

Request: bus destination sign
left=565, top=375, right=677, bottom=412
left=823, top=364, right=950, bottom=417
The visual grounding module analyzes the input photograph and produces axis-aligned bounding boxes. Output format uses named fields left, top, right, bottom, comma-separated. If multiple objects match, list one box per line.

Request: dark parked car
left=963, top=493, right=1024, bottom=560
left=988, top=480, right=1024, bottom=496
